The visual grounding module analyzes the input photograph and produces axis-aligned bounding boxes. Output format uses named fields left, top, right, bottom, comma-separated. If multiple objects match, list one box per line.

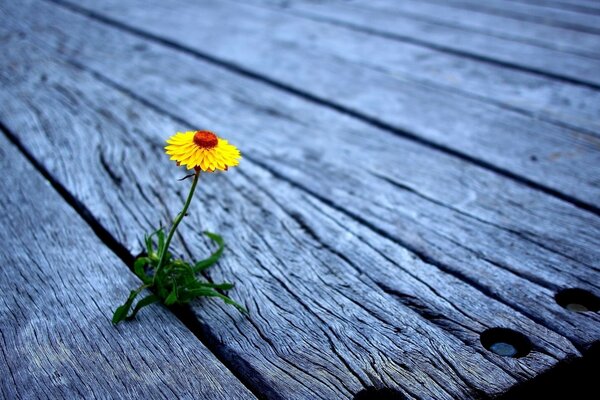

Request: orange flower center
left=193, top=130, right=218, bottom=149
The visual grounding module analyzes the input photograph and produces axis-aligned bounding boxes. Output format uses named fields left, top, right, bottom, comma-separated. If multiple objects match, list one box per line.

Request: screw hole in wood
left=480, top=328, right=531, bottom=358
left=555, top=288, right=600, bottom=312
left=353, top=387, right=406, bottom=400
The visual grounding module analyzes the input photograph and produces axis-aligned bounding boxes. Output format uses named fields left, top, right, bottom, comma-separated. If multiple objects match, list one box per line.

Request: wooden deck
left=1, top=0, right=599, bottom=398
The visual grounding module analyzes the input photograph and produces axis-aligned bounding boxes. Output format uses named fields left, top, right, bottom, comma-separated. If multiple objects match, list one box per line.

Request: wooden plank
left=0, top=3, right=595, bottom=399
left=49, top=0, right=600, bottom=210
left=238, top=0, right=600, bottom=87
left=233, top=0, right=600, bottom=134
left=0, top=25, right=522, bottom=400
left=0, top=135, right=256, bottom=399
left=418, top=0, right=600, bottom=34
left=5, top=0, right=599, bottom=350
left=232, top=0, right=600, bottom=130
left=504, top=0, right=600, bottom=14
left=344, top=0, right=600, bottom=58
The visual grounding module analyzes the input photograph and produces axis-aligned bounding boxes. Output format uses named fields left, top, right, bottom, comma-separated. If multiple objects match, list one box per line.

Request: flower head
left=165, top=130, right=241, bottom=172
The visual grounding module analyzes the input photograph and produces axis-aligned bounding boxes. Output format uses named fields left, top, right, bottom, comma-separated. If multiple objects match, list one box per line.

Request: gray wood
left=0, top=135, right=256, bottom=399
left=418, top=0, right=600, bottom=34
left=1, top=1, right=600, bottom=398
left=50, top=0, right=600, bottom=210
left=348, top=0, right=600, bottom=58
left=0, top=22, right=527, bottom=400
left=31, top=0, right=600, bottom=283
left=503, top=0, right=600, bottom=14
left=239, top=0, right=600, bottom=87
left=5, top=0, right=600, bottom=345
left=239, top=0, right=600, bottom=134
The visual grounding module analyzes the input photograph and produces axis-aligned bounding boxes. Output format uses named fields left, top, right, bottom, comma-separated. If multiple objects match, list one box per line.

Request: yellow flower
left=165, top=130, right=241, bottom=172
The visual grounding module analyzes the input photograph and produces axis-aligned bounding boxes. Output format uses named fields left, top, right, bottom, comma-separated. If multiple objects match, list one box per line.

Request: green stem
left=154, top=169, right=200, bottom=282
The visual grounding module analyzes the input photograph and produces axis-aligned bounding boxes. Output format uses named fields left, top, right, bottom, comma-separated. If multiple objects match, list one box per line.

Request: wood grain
left=10, top=0, right=600, bottom=342
left=417, top=0, right=600, bottom=34
left=239, top=0, right=600, bottom=135
left=343, top=0, right=600, bottom=58
left=49, top=0, right=600, bottom=210
left=0, top=133, right=256, bottom=399
left=512, top=0, right=600, bottom=13
left=0, top=37, right=523, bottom=400
left=1, top=1, right=599, bottom=398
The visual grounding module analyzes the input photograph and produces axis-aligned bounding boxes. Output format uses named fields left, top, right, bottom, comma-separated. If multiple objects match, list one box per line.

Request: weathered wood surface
left=258, top=0, right=600, bottom=68
left=0, top=134, right=256, bottom=398
left=332, top=0, right=600, bottom=58
left=0, top=25, right=518, bottom=400
left=1, top=0, right=599, bottom=398
left=419, top=0, right=600, bottom=34
left=16, top=0, right=600, bottom=341
left=239, top=0, right=600, bottom=135
left=507, top=0, right=600, bottom=13
left=521, top=0, right=600, bottom=13
left=51, top=0, right=600, bottom=211
left=0, top=12, right=556, bottom=400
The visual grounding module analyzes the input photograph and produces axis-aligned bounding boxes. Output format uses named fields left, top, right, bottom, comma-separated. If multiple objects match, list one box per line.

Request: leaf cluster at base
left=112, top=229, right=247, bottom=324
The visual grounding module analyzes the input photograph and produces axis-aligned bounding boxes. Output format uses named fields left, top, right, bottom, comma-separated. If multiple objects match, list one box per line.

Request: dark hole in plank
left=480, top=328, right=531, bottom=358
left=499, top=343, right=600, bottom=400
left=555, top=288, right=600, bottom=312
left=353, top=387, right=406, bottom=400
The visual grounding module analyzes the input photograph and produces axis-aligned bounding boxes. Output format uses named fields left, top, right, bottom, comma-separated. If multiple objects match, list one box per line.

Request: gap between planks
left=464, top=0, right=600, bottom=17
left=224, top=0, right=600, bottom=139
left=356, top=0, right=600, bottom=58
left=7, top=0, right=599, bottom=347
left=0, top=127, right=258, bottom=399
left=0, top=121, right=268, bottom=400
left=415, top=0, right=600, bottom=35
left=44, top=0, right=600, bottom=216
left=2, top=1, right=596, bottom=396
left=241, top=0, right=600, bottom=90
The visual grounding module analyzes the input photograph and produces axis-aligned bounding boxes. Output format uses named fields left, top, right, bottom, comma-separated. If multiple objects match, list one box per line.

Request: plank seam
left=241, top=154, right=585, bottom=356
left=357, top=60, right=600, bottom=139
left=0, top=121, right=267, bottom=400
left=373, top=173, right=600, bottom=278
left=248, top=158, right=587, bottom=353
left=271, top=5, right=600, bottom=91
left=306, top=189, right=584, bottom=356
left=240, top=0, right=600, bottom=60
left=418, top=0, right=600, bottom=35
left=250, top=256, right=369, bottom=393
left=49, top=57, right=587, bottom=351
left=497, top=343, right=600, bottom=399
left=502, top=0, right=600, bottom=16
left=42, top=0, right=600, bottom=219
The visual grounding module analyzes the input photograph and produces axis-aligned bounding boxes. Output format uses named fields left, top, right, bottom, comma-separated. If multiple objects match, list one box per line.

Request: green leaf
left=112, top=286, right=146, bottom=324
left=157, top=286, right=169, bottom=299
left=193, top=231, right=225, bottom=272
left=188, top=287, right=248, bottom=313
left=144, top=226, right=162, bottom=256
left=157, top=228, right=166, bottom=255
left=133, top=257, right=153, bottom=284
left=144, top=234, right=154, bottom=257
left=197, top=282, right=235, bottom=291
left=126, top=294, right=160, bottom=320
left=164, top=285, right=179, bottom=305
left=118, top=229, right=244, bottom=323
left=172, top=259, right=193, bottom=272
